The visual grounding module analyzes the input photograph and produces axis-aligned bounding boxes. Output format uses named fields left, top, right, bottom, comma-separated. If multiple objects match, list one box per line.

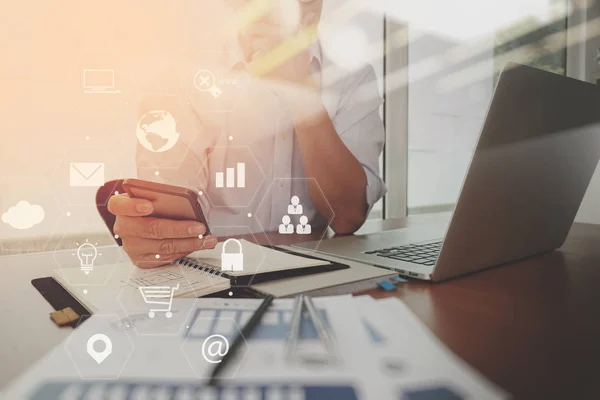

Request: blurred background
left=1, top=0, right=599, bottom=255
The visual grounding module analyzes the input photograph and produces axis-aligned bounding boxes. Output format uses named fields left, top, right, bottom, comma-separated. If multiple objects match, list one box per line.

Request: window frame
left=567, top=0, right=598, bottom=82
left=383, top=17, right=409, bottom=219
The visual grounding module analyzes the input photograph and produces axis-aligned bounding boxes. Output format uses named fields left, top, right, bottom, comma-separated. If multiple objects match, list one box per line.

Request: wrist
left=285, top=78, right=326, bottom=124
left=289, top=98, right=328, bottom=129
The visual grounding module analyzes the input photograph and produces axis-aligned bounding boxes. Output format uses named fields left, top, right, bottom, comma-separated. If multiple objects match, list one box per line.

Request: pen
left=303, top=296, right=337, bottom=361
left=207, top=294, right=275, bottom=386
left=285, top=294, right=304, bottom=361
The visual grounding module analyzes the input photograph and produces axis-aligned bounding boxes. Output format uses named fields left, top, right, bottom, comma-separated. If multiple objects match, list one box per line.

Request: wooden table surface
left=253, top=215, right=600, bottom=400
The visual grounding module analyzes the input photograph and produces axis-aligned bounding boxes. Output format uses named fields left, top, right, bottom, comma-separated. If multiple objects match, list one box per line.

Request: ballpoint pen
left=285, top=294, right=337, bottom=363
left=285, top=294, right=304, bottom=361
left=303, top=295, right=337, bottom=361
left=207, top=295, right=275, bottom=386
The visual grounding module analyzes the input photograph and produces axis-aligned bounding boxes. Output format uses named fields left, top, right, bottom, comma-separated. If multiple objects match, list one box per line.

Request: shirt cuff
left=363, top=164, right=387, bottom=215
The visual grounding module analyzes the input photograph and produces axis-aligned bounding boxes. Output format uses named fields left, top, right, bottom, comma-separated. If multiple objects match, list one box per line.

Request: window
left=401, top=0, right=570, bottom=215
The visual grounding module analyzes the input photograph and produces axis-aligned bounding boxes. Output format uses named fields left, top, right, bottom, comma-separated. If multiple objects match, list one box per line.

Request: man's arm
left=290, top=93, right=369, bottom=233
left=243, top=22, right=386, bottom=233
left=286, top=67, right=386, bottom=234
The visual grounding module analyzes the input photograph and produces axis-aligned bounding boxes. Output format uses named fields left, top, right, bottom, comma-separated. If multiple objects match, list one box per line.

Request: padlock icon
left=221, top=239, right=244, bottom=271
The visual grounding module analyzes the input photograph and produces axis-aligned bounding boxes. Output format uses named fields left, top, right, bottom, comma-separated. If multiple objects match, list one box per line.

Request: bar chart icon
left=215, top=163, right=246, bottom=188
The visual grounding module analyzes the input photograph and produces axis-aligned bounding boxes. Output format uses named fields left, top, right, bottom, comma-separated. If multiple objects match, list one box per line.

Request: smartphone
left=122, top=178, right=210, bottom=235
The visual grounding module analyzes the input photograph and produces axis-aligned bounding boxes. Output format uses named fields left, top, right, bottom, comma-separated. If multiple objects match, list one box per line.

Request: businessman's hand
left=107, top=194, right=217, bottom=269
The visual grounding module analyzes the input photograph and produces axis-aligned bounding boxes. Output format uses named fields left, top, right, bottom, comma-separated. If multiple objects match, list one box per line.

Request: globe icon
left=136, top=110, right=180, bottom=153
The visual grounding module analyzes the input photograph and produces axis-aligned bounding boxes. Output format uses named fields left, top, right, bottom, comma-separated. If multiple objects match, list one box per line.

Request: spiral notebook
left=52, top=240, right=349, bottom=312
left=179, top=239, right=350, bottom=285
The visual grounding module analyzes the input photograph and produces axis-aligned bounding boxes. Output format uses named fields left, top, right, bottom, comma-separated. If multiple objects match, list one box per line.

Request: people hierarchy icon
left=279, top=196, right=311, bottom=235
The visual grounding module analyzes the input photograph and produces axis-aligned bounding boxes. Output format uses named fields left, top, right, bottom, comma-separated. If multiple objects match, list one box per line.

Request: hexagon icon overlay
left=52, top=235, right=124, bottom=288
left=52, top=137, right=126, bottom=208
left=64, top=314, right=134, bottom=380
left=117, top=262, right=222, bottom=336
left=181, top=303, right=249, bottom=380
left=197, top=146, right=266, bottom=209
left=135, top=96, right=198, bottom=171
left=0, top=176, right=62, bottom=253
left=187, top=53, right=249, bottom=114
left=211, top=226, right=267, bottom=288
left=255, top=178, right=335, bottom=251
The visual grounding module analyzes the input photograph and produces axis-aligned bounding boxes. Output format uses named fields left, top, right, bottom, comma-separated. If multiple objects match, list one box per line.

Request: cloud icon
left=2, top=200, right=45, bottom=230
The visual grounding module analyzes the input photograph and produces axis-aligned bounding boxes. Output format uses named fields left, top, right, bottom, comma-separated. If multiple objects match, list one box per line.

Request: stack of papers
left=3, top=296, right=508, bottom=399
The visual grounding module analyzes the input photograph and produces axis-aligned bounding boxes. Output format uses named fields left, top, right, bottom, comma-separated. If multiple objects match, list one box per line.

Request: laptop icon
left=82, top=69, right=121, bottom=94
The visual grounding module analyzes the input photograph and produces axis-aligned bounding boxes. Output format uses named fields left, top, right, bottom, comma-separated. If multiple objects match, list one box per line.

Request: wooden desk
left=257, top=216, right=600, bottom=400
left=35, top=189, right=600, bottom=399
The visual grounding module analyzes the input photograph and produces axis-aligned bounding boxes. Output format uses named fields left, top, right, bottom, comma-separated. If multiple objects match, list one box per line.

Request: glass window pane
left=406, top=0, right=569, bottom=214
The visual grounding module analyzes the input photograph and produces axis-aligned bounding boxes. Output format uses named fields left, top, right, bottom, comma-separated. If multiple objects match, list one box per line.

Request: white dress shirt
left=137, top=41, right=386, bottom=234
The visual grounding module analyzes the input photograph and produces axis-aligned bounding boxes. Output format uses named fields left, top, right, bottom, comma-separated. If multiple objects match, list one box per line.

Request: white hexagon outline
left=133, top=54, right=251, bottom=170
left=190, top=70, right=249, bottom=114
left=0, top=175, right=63, bottom=253
left=180, top=314, right=249, bottom=381
left=116, top=263, right=202, bottom=337
left=134, top=95, right=200, bottom=170
left=195, top=145, right=266, bottom=209
left=73, top=93, right=138, bottom=160
left=254, top=177, right=335, bottom=251
left=51, top=137, right=128, bottom=208
left=210, top=225, right=268, bottom=288
left=51, top=233, right=125, bottom=287
left=134, top=109, right=234, bottom=173
left=64, top=313, right=135, bottom=381
left=187, top=50, right=250, bottom=114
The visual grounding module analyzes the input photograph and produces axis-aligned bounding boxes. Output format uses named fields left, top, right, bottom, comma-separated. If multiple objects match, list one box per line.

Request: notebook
left=179, top=239, right=338, bottom=285
left=52, top=240, right=347, bottom=312
left=251, top=245, right=399, bottom=298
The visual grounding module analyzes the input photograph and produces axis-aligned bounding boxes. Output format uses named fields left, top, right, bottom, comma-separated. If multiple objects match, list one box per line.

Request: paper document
left=3, top=296, right=508, bottom=399
left=3, top=297, right=384, bottom=399
left=354, top=296, right=507, bottom=399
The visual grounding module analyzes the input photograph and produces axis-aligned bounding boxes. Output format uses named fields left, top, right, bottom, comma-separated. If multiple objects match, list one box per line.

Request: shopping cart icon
left=138, top=283, right=180, bottom=318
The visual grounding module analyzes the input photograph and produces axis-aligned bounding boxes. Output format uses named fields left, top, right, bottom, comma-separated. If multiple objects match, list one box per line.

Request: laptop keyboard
left=365, top=241, right=442, bottom=266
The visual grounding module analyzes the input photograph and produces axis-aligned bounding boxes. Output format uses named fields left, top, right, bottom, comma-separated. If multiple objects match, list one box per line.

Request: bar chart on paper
left=185, top=308, right=329, bottom=341
left=215, top=163, right=245, bottom=188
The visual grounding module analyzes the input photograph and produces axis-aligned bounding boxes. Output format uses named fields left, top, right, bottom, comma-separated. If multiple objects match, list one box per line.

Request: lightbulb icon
left=75, top=239, right=99, bottom=275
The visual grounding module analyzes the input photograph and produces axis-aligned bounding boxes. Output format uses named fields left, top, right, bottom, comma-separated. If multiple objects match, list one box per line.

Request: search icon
left=194, top=70, right=222, bottom=98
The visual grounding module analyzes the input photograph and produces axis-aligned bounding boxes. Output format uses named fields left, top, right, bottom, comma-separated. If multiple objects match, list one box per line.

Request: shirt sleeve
left=331, top=64, right=387, bottom=215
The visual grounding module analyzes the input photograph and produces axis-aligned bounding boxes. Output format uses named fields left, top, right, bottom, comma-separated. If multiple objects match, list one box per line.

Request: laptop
left=294, top=62, right=600, bottom=281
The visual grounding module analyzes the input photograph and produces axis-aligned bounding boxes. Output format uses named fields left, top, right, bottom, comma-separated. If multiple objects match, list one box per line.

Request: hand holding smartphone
left=107, top=179, right=216, bottom=269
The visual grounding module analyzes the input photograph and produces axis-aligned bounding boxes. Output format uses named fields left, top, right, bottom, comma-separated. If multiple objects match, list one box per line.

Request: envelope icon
left=70, top=163, right=105, bottom=187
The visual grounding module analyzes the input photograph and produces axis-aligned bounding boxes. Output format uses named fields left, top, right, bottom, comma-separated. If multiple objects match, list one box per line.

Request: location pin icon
left=86, top=333, right=113, bottom=364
